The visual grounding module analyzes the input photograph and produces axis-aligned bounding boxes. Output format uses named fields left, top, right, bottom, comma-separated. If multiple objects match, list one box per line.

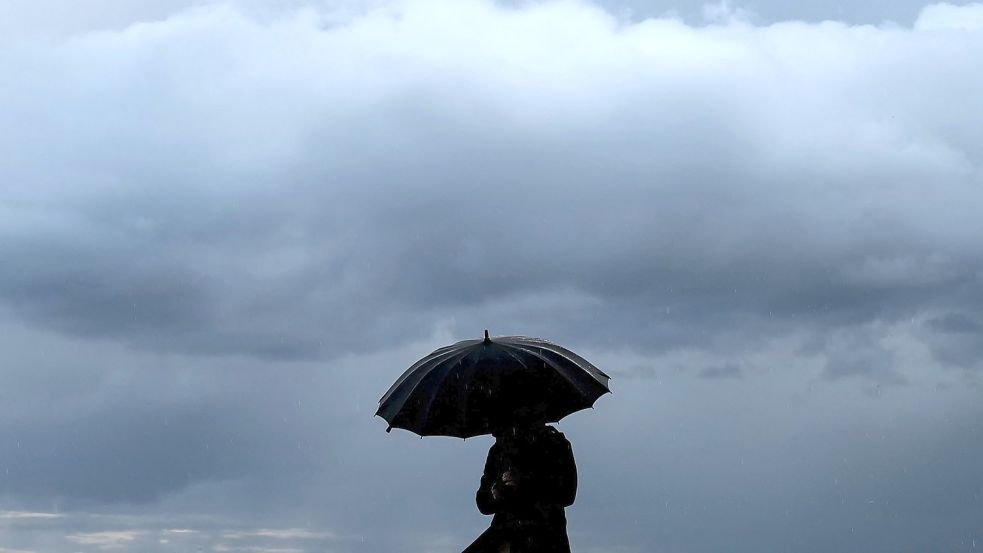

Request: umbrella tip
left=484, top=329, right=491, bottom=343
left=386, top=425, right=392, bottom=433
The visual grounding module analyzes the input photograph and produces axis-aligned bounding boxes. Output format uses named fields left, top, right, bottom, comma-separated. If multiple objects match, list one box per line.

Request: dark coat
left=463, top=425, right=577, bottom=553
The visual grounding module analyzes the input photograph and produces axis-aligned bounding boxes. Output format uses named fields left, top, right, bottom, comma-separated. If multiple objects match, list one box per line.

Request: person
left=462, top=419, right=577, bottom=553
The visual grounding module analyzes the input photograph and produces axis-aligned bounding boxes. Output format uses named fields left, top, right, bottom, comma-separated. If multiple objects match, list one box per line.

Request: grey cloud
left=2, top=2, right=983, bottom=553
left=0, top=321, right=360, bottom=507
left=927, top=312, right=982, bottom=334
left=3, top=1, right=983, bottom=365
left=923, top=312, right=983, bottom=369
left=547, top=357, right=983, bottom=553
left=499, top=0, right=974, bottom=26
left=792, top=322, right=907, bottom=384
left=1, top=305, right=981, bottom=552
left=698, top=363, right=742, bottom=379
left=1, top=0, right=962, bottom=45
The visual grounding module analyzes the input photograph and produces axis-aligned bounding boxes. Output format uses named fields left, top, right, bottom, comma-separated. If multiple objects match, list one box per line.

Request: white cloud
left=0, top=511, right=64, bottom=519
left=65, top=531, right=142, bottom=548
left=162, top=528, right=200, bottom=534
left=915, top=2, right=983, bottom=30
left=213, top=545, right=305, bottom=553
left=222, top=528, right=335, bottom=539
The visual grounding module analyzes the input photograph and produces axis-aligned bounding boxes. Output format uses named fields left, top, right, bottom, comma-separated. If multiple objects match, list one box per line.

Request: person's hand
left=491, top=471, right=519, bottom=502
left=491, top=481, right=504, bottom=501
left=501, top=470, right=517, bottom=487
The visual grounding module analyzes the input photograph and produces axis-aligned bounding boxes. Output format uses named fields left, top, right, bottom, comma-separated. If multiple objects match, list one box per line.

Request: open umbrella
left=376, top=331, right=610, bottom=438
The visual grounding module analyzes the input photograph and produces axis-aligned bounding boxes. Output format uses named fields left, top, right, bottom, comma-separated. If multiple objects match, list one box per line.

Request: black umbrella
left=376, top=331, right=611, bottom=438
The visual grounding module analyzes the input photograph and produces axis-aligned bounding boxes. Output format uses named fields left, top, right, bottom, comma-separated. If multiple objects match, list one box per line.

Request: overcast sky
left=2, top=1, right=983, bottom=552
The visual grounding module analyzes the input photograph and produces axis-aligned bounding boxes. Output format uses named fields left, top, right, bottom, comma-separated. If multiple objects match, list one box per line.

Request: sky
left=1, top=0, right=983, bottom=552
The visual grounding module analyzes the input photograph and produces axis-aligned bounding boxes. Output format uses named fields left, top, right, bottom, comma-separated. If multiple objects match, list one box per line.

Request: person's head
left=490, top=409, right=547, bottom=438
left=486, top=378, right=549, bottom=437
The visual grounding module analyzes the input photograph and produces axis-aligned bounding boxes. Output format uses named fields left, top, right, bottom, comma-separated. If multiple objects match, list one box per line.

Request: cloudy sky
left=2, top=0, right=983, bottom=551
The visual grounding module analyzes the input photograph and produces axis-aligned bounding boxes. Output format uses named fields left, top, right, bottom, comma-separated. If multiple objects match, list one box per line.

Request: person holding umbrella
left=464, top=414, right=578, bottom=552
left=376, top=331, right=610, bottom=553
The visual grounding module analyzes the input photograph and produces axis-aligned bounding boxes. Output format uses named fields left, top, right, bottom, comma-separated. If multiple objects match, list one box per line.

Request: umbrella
left=376, top=331, right=610, bottom=438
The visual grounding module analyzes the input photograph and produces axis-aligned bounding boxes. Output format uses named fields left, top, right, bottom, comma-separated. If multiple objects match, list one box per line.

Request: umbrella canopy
left=376, top=331, right=611, bottom=438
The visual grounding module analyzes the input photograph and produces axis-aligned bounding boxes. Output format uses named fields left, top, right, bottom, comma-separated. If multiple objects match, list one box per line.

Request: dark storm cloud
left=2, top=0, right=983, bottom=370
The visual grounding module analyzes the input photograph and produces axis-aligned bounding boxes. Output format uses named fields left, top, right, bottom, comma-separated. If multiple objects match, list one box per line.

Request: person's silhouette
left=463, top=418, right=577, bottom=553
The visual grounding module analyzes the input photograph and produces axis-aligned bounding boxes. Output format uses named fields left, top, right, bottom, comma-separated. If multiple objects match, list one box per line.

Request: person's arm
left=476, top=443, right=502, bottom=515
left=543, top=429, right=577, bottom=507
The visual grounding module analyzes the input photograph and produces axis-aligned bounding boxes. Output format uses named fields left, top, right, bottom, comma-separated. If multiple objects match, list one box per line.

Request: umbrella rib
left=378, top=346, right=473, bottom=421
left=507, top=343, right=590, bottom=393
left=500, top=337, right=609, bottom=381
left=537, top=343, right=610, bottom=382
left=501, top=347, right=530, bottom=371
left=455, top=348, right=485, bottom=438
left=515, top=342, right=609, bottom=388
left=505, top=343, right=605, bottom=422
left=380, top=346, right=460, bottom=398
left=416, top=346, right=481, bottom=436
left=378, top=345, right=472, bottom=405
left=398, top=347, right=475, bottom=430
left=516, top=345, right=610, bottom=416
